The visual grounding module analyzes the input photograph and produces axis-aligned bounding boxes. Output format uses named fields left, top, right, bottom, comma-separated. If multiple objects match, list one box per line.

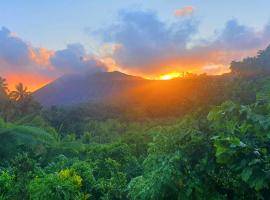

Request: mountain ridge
left=33, top=71, right=149, bottom=106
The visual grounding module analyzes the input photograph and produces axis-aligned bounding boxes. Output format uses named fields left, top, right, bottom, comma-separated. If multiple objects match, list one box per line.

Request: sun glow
left=159, top=72, right=182, bottom=80
left=6, top=74, right=53, bottom=92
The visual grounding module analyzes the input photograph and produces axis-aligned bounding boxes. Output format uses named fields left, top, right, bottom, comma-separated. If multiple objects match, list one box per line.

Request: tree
left=0, top=77, right=11, bottom=122
left=29, top=169, right=88, bottom=200
left=0, top=170, right=15, bottom=199
left=9, top=83, right=30, bottom=102
left=0, top=77, right=8, bottom=96
left=230, top=45, right=270, bottom=76
left=9, top=83, right=41, bottom=118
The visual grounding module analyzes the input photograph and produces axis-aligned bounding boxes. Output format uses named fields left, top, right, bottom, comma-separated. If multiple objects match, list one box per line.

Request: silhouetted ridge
left=33, top=71, right=146, bottom=106
left=231, top=45, right=270, bottom=75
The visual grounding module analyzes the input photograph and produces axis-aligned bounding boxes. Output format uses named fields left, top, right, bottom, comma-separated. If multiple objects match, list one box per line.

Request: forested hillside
left=1, top=46, right=270, bottom=199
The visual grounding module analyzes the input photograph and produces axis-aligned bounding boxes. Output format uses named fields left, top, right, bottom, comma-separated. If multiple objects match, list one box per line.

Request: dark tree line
left=0, top=77, right=41, bottom=122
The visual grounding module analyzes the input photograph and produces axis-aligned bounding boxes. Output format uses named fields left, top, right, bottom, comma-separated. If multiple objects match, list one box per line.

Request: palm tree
left=0, top=77, right=8, bottom=95
left=9, top=83, right=30, bottom=102
left=0, top=77, right=11, bottom=122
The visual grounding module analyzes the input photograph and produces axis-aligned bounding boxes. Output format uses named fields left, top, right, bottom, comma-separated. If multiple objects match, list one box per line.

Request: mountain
left=33, top=71, right=148, bottom=106
left=34, top=70, right=235, bottom=118
left=35, top=45, right=270, bottom=107
left=34, top=69, right=256, bottom=118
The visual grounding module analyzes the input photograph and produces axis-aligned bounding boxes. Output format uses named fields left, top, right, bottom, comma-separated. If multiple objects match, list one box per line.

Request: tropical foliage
left=2, top=47, right=270, bottom=199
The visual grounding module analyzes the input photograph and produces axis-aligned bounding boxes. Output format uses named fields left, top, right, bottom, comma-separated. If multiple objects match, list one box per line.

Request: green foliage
left=0, top=170, right=15, bottom=199
left=128, top=116, right=216, bottom=200
left=3, top=71, right=270, bottom=199
left=209, top=101, right=270, bottom=194
left=231, top=45, right=270, bottom=75
left=87, top=143, right=141, bottom=180
left=83, top=119, right=122, bottom=143
left=94, top=158, right=128, bottom=200
left=29, top=169, right=88, bottom=200
left=0, top=125, right=56, bottom=160
left=10, top=153, right=40, bottom=199
left=127, top=98, right=270, bottom=199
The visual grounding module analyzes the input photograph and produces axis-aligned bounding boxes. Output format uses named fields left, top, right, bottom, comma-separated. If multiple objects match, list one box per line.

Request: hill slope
left=34, top=70, right=234, bottom=119
left=33, top=71, right=147, bottom=106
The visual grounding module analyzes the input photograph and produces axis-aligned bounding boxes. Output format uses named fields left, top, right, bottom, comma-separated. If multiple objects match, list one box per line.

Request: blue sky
left=1, top=0, right=269, bottom=50
left=1, top=0, right=270, bottom=90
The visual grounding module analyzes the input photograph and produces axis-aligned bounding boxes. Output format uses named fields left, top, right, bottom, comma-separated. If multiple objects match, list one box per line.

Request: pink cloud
left=175, top=6, right=194, bottom=17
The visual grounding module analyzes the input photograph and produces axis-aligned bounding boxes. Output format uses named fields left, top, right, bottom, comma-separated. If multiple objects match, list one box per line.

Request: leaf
left=241, top=168, right=252, bottom=182
left=253, top=178, right=265, bottom=191
left=215, top=145, right=227, bottom=157
left=229, top=137, right=241, bottom=146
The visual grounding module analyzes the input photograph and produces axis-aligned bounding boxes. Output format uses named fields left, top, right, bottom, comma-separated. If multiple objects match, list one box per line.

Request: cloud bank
left=51, top=43, right=107, bottom=74
left=0, top=27, right=107, bottom=90
left=96, top=10, right=270, bottom=76
left=2, top=8, right=270, bottom=90
left=97, top=10, right=198, bottom=74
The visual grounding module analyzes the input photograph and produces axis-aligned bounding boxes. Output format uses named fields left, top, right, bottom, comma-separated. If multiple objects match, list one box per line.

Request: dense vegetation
left=1, top=47, right=270, bottom=199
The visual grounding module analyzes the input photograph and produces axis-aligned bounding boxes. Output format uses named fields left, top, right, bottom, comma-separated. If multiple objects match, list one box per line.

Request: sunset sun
left=159, top=72, right=182, bottom=80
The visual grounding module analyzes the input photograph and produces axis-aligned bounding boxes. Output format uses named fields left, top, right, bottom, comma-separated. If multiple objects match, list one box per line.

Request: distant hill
left=34, top=70, right=235, bottom=118
left=231, top=45, right=270, bottom=75
left=17, top=45, right=270, bottom=118
left=33, top=71, right=148, bottom=106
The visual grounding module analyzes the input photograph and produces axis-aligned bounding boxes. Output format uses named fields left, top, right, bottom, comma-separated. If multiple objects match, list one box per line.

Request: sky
left=1, top=0, right=270, bottom=91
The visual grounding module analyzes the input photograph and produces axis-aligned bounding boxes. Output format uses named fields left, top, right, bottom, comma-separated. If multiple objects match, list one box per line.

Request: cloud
left=190, top=19, right=270, bottom=73
left=50, top=43, right=108, bottom=74
left=0, top=27, right=108, bottom=90
left=95, top=10, right=270, bottom=76
left=0, top=26, right=55, bottom=76
left=2, top=10, right=270, bottom=90
left=175, top=7, right=194, bottom=17
left=0, top=27, right=30, bottom=67
left=29, top=47, right=54, bottom=66
left=96, top=10, right=198, bottom=74
left=214, top=19, right=266, bottom=50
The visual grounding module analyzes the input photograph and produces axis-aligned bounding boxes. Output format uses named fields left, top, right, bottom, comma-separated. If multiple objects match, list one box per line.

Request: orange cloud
left=0, top=27, right=109, bottom=91
left=175, top=6, right=194, bottom=17
left=29, top=47, right=54, bottom=67
left=116, top=46, right=262, bottom=79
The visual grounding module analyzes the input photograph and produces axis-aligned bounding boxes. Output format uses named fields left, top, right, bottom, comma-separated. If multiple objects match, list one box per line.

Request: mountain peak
left=89, top=71, right=144, bottom=81
left=33, top=70, right=145, bottom=106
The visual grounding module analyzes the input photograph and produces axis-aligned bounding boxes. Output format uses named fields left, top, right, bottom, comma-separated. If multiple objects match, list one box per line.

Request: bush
left=29, top=169, right=89, bottom=200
